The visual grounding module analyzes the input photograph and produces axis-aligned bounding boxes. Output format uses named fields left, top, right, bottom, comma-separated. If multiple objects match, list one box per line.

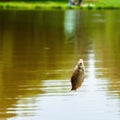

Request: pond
left=0, top=9, right=120, bottom=120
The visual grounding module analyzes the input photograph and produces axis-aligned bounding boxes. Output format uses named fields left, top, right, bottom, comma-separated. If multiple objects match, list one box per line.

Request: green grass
left=0, top=1, right=120, bottom=10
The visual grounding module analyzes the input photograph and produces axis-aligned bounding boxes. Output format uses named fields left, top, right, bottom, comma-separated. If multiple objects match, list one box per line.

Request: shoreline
left=0, top=2, right=120, bottom=10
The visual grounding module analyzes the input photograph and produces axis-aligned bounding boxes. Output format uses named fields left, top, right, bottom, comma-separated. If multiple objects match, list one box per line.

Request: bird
left=71, top=59, right=85, bottom=91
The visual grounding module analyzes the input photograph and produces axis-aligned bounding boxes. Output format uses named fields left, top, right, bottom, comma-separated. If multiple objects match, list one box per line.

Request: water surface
left=0, top=10, right=120, bottom=120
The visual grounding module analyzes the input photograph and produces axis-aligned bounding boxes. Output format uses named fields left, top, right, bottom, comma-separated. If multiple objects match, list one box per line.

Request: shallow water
left=0, top=10, right=120, bottom=120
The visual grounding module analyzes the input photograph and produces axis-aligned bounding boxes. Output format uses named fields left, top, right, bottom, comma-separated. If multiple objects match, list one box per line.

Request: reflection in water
left=0, top=10, right=120, bottom=120
left=86, top=49, right=98, bottom=91
left=64, top=10, right=77, bottom=39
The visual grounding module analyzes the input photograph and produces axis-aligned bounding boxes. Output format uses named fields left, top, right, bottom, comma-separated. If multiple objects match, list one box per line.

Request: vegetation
left=0, top=0, right=120, bottom=10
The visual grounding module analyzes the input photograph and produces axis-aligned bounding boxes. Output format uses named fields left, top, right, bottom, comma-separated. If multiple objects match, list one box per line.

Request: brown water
left=0, top=10, right=120, bottom=120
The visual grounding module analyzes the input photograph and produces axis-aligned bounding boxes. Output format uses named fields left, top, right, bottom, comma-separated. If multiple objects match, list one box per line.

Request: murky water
left=0, top=10, right=120, bottom=120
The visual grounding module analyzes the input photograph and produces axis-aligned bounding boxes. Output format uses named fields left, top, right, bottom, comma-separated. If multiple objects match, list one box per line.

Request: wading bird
left=71, top=59, right=85, bottom=91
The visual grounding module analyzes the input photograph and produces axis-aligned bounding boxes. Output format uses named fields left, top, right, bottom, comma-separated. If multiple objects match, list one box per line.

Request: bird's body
left=71, top=59, right=85, bottom=91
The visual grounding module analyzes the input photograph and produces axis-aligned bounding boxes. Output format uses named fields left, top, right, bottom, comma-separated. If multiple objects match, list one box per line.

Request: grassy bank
left=0, top=1, right=120, bottom=10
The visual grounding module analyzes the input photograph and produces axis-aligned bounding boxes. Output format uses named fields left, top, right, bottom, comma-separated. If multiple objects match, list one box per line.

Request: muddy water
left=0, top=10, right=120, bottom=120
